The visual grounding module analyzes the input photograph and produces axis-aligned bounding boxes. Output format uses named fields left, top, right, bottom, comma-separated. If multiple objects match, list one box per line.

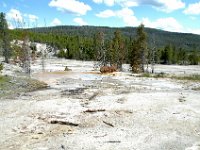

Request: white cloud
left=157, top=0, right=185, bottom=13
left=6, top=9, right=23, bottom=23
left=6, top=9, right=39, bottom=28
left=93, top=0, right=114, bottom=6
left=93, top=0, right=185, bottom=12
left=49, top=0, right=91, bottom=15
left=142, top=17, right=183, bottom=32
left=28, top=14, right=38, bottom=22
left=96, top=6, right=186, bottom=32
left=183, top=2, right=200, bottom=15
left=119, top=0, right=138, bottom=7
left=93, top=0, right=103, bottom=3
left=104, top=0, right=115, bottom=6
left=117, top=7, right=134, bottom=17
left=116, top=8, right=139, bottom=26
left=186, top=28, right=200, bottom=35
left=73, top=17, right=88, bottom=26
left=24, top=14, right=38, bottom=22
left=96, top=8, right=139, bottom=26
left=7, top=22, right=14, bottom=29
left=96, top=10, right=115, bottom=18
left=51, top=18, right=62, bottom=26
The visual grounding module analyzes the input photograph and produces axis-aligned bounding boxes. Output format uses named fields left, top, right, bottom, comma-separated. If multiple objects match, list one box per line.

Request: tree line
left=28, top=25, right=200, bottom=51
left=1, top=12, right=200, bottom=73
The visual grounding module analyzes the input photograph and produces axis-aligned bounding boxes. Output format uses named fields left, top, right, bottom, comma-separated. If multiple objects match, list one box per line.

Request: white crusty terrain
left=0, top=58, right=200, bottom=150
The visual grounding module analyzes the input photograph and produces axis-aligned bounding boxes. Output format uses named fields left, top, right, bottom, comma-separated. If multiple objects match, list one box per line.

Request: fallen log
left=88, top=92, right=99, bottom=100
left=84, top=109, right=106, bottom=113
left=106, top=141, right=121, bottom=143
left=103, top=121, right=114, bottom=127
left=93, top=134, right=107, bottom=138
left=49, top=119, right=79, bottom=126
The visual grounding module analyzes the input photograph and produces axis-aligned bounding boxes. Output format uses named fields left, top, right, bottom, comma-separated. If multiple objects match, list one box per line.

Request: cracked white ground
left=0, top=58, right=200, bottom=150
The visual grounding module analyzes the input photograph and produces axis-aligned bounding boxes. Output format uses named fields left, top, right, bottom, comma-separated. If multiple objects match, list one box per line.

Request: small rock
left=61, top=144, right=65, bottom=149
left=32, top=135, right=39, bottom=139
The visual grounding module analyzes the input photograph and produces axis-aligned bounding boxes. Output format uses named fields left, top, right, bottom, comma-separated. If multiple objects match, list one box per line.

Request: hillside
left=27, top=25, right=200, bottom=50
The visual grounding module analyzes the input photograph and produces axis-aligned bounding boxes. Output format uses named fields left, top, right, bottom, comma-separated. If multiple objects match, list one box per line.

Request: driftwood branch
left=93, top=134, right=107, bottom=138
left=49, top=119, right=79, bottom=126
left=103, top=121, right=114, bottom=127
left=88, top=92, right=99, bottom=100
left=84, top=109, right=106, bottom=113
left=106, top=141, right=121, bottom=143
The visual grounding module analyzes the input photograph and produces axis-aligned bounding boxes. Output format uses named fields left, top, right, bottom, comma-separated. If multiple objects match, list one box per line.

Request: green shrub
left=139, top=73, right=151, bottom=77
left=57, top=49, right=66, bottom=58
left=192, top=87, right=200, bottom=91
left=172, top=74, right=200, bottom=81
left=154, top=72, right=166, bottom=78
left=0, top=63, right=3, bottom=72
left=139, top=72, right=166, bottom=78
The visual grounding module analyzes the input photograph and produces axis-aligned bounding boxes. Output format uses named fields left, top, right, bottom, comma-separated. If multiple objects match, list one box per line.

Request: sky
left=0, top=0, right=200, bottom=34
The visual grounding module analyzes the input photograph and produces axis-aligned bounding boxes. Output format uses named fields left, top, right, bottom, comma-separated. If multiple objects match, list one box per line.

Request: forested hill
left=27, top=25, right=200, bottom=50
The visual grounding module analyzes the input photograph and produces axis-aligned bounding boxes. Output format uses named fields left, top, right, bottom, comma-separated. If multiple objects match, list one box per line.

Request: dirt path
left=1, top=59, right=200, bottom=150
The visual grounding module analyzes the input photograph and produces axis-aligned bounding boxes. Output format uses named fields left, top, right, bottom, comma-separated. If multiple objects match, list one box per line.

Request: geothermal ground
left=0, top=58, right=200, bottom=150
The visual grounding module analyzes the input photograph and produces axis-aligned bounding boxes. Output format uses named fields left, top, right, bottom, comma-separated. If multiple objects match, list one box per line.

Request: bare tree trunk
left=41, top=45, right=46, bottom=72
left=151, top=34, right=156, bottom=74
left=22, top=35, right=31, bottom=77
left=141, top=49, right=145, bottom=72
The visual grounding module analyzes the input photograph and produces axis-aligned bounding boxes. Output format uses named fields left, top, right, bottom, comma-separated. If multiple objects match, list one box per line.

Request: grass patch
left=154, top=72, right=166, bottom=78
left=192, top=87, right=200, bottom=91
left=140, top=73, right=152, bottom=78
left=139, top=72, right=200, bottom=82
left=0, top=75, right=48, bottom=99
left=171, top=74, right=200, bottom=81
left=139, top=72, right=166, bottom=78
left=0, top=75, right=10, bottom=82
left=0, top=63, right=3, bottom=72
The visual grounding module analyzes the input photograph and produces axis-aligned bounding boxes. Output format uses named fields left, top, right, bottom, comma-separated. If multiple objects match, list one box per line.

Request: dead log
left=49, top=119, right=79, bottom=126
left=84, top=109, right=106, bottom=113
left=106, top=141, right=121, bottom=143
left=103, top=121, right=114, bottom=127
left=88, top=92, right=99, bottom=100
left=93, top=134, right=107, bottom=138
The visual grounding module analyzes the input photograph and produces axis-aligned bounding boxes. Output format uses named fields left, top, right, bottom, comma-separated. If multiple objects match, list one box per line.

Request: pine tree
left=162, top=45, right=173, bottom=64
left=177, top=48, right=187, bottom=65
left=130, top=40, right=141, bottom=73
left=188, top=50, right=199, bottom=65
left=0, top=12, right=11, bottom=63
left=171, top=45, right=177, bottom=64
left=111, top=30, right=125, bottom=70
left=130, top=24, right=147, bottom=73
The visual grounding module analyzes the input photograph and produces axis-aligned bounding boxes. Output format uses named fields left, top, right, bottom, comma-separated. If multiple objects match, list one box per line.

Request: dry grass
left=139, top=72, right=166, bottom=78
left=0, top=75, right=48, bottom=99
left=192, top=87, right=200, bottom=91
left=171, top=74, right=200, bottom=81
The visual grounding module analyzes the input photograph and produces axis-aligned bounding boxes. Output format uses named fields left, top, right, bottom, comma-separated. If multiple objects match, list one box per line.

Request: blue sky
left=1, top=0, right=200, bottom=34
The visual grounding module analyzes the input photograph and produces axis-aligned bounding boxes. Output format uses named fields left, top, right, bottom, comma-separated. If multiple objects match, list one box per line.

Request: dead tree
left=22, top=34, right=31, bottom=76
left=41, top=46, right=45, bottom=72
left=93, top=31, right=107, bottom=69
left=150, top=34, right=156, bottom=73
left=41, top=18, right=48, bottom=72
